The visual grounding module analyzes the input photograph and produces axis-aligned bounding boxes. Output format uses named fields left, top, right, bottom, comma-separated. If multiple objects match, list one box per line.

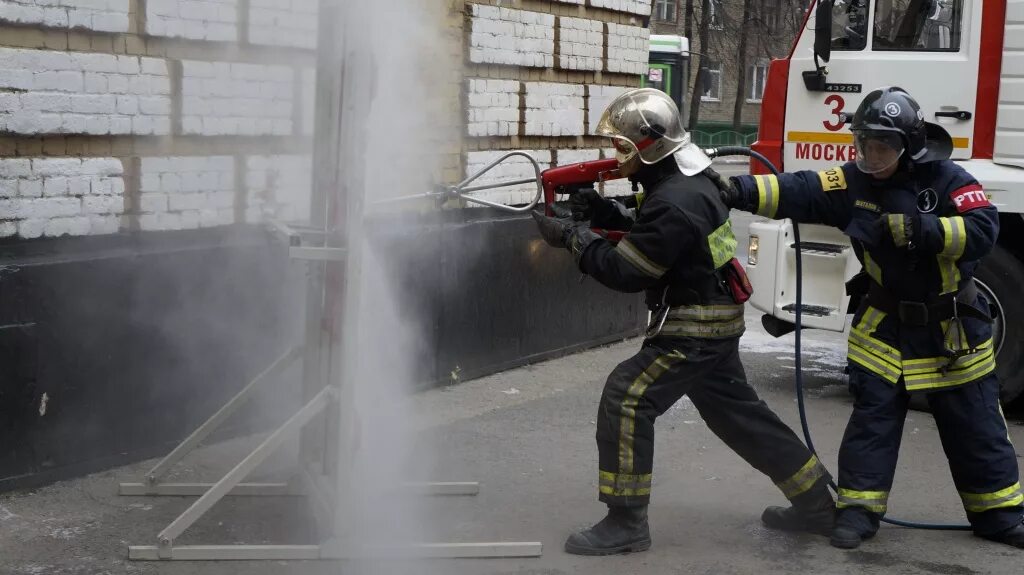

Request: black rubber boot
left=978, top=521, right=1024, bottom=549
left=761, top=491, right=835, bottom=536
left=830, top=508, right=878, bottom=549
left=564, top=505, right=651, bottom=556
left=830, top=525, right=864, bottom=549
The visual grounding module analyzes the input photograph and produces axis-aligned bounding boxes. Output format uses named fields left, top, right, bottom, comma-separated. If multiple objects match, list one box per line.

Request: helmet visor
left=610, top=137, right=639, bottom=165
left=853, top=130, right=905, bottom=174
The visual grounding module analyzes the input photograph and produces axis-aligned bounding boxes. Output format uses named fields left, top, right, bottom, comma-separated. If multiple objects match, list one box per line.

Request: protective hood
left=673, top=141, right=712, bottom=176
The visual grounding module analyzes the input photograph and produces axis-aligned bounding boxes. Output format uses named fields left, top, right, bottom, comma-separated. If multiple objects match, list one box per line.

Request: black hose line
left=704, top=147, right=971, bottom=531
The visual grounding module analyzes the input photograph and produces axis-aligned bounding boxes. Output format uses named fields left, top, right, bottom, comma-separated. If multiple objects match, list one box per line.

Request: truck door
left=746, top=1, right=984, bottom=334
left=785, top=0, right=982, bottom=171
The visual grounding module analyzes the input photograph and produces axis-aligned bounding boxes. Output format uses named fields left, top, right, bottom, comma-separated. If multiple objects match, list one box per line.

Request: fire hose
left=706, top=145, right=970, bottom=531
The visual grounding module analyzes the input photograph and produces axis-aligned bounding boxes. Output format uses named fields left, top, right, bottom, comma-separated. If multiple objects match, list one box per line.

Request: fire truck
left=747, top=0, right=1024, bottom=402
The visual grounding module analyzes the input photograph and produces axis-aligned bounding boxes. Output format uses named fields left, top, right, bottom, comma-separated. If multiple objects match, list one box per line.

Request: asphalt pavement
left=3, top=306, right=1022, bottom=574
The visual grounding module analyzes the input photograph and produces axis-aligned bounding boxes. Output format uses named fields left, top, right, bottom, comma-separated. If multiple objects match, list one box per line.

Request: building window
left=709, top=0, right=724, bottom=31
left=654, top=0, right=677, bottom=22
left=748, top=61, right=768, bottom=102
left=761, top=0, right=779, bottom=29
left=700, top=61, right=722, bottom=102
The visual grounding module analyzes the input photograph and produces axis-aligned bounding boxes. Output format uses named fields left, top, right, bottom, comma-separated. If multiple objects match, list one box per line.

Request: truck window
left=831, top=0, right=869, bottom=51
left=873, top=0, right=962, bottom=51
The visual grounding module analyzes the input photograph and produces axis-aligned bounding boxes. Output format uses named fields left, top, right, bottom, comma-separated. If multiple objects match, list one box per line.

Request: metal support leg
left=130, top=545, right=325, bottom=561
left=129, top=387, right=334, bottom=560
left=118, top=483, right=297, bottom=497
left=404, top=482, right=480, bottom=496
left=119, top=347, right=302, bottom=495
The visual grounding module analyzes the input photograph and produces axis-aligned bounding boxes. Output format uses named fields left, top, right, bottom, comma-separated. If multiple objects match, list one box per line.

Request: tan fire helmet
left=595, top=88, right=711, bottom=176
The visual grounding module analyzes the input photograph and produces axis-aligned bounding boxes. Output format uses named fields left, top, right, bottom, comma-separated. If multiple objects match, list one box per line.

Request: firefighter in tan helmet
left=531, top=88, right=835, bottom=555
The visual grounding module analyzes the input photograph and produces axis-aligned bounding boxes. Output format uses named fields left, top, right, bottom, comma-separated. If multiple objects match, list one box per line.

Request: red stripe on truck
left=973, top=0, right=1006, bottom=160
left=751, top=58, right=790, bottom=175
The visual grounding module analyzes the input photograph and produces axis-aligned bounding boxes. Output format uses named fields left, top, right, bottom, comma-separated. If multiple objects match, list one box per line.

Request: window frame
left=871, top=0, right=963, bottom=53
left=708, top=0, right=724, bottom=31
left=700, top=61, right=723, bottom=102
left=746, top=60, right=769, bottom=103
left=760, top=0, right=780, bottom=29
left=829, top=0, right=869, bottom=52
left=654, top=0, right=678, bottom=23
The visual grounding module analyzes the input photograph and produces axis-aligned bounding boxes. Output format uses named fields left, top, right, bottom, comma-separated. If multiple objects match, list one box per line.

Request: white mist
left=329, top=0, right=455, bottom=569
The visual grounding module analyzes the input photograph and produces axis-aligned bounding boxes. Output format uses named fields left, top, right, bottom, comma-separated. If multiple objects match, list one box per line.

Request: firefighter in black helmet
left=724, top=86, right=1024, bottom=550
left=531, top=88, right=834, bottom=556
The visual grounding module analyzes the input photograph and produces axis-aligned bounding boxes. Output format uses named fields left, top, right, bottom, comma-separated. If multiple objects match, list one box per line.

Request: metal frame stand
left=117, top=1, right=542, bottom=560
left=118, top=229, right=541, bottom=561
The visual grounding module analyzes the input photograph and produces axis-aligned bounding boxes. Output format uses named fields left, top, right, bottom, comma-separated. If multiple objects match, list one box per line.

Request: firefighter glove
left=569, top=189, right=635, bottom=230
left=880, top=213, right=918, bottom=249
left=569, top=187, right=603, bottom=221
left=532, top=210, right=575, bottom=248
left=725, top=176, right=755, bottom=211
left=594, top=200, right=635, bottom=231
left=569, top=225, right=601, bottom=267
left=844, top=213, right=918, bottom=249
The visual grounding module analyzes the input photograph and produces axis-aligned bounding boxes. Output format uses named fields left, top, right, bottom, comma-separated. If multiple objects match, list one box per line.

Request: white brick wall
left=587, top=84, right=630, bottom=135
left=606, top=23, right=650, bottom=75
left=464, top=149, right=551, bottom=207
left=146, top=0, right=238, bottom=42
left=138, top=156, right=235, bottom=231
left=558, top=17, right=603, bottom=71
left=555, top=149, right=601, bottom=165
left=249, top=0, right=318, bottom=50
left=466, top=78, right=520, bottom=137
left=0, top=157, right=124, bottom=238
left=589, top=0, right=652, bottom=16
left=552, top=149, right=633, bottom=196
left=468, top=4, right=555, bottom=68
left=524, top=82, right=584, bottom=136
left=0, top=0, right=130, bottom=32
left=245, top=155, right=311, bottom=223
left=552, top=0, right=585, bottom=4
left=181, top=60, right=295, bottom=136
left=0, top=48, right=171, bottom=135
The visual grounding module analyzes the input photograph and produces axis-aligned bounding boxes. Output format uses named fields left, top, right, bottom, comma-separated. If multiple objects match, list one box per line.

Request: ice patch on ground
left=46, top=526, right=85, bottom=540
left=0, top=505, right=18, bottom=521
left=42, top=518, right=86, bottom=540
left=740, top=329, right=848, bottom=379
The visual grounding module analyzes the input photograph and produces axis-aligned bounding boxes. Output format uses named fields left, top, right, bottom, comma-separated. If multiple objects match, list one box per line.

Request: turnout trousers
left=596, top=335, right=830, bottom=508
left=837, top=367, right=1023, bottom=536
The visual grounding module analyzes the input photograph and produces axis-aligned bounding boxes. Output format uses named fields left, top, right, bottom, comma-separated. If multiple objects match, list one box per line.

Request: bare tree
left=687, top=0, right=712, bottom=130
left=686, top=0, right=807, bottom=132
left=685, top=0, right=694, bottom=39
left=732, top=0, right=755, bottom=130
